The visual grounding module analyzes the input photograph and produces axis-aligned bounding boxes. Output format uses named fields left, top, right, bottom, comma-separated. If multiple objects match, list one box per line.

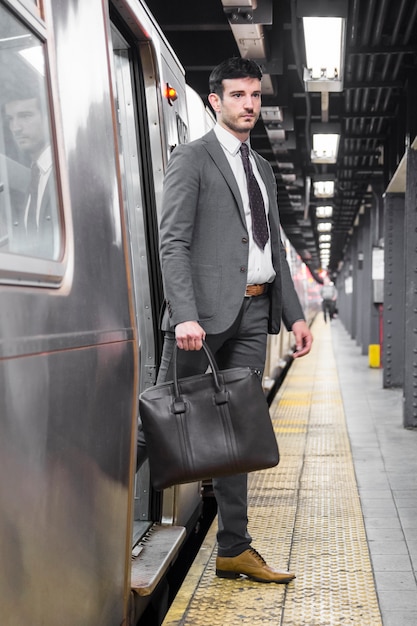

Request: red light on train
left=164, top=83, right=178, bottom=105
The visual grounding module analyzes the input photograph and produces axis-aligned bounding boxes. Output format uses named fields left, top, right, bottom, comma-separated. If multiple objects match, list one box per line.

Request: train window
left=0, top=4, right=61, bottom=262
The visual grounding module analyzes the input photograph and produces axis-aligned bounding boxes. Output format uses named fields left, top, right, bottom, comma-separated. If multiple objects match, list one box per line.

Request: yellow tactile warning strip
left=162, top=317, right=382, bottom=626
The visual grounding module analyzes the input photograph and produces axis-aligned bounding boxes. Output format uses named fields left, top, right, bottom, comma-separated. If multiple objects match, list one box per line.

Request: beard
left=222, top=112, right=259, bottom=135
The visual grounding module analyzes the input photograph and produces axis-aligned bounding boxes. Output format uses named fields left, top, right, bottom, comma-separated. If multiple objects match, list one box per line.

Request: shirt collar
left=214, top=123, right=250, bottom=157
left=36, top=145, right=52, bottom=174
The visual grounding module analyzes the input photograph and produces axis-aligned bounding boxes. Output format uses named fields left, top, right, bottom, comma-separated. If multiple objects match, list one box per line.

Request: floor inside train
left=162, top=316, right=417, bottom=626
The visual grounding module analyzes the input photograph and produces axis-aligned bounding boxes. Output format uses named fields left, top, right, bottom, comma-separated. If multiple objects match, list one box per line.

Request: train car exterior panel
left=0, top=342, right=135, bottom=625
left=0, top=1, right=138, bottom=624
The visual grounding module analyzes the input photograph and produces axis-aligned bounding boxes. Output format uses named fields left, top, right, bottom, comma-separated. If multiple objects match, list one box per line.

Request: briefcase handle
left=172, top=342, right=229, bottom=413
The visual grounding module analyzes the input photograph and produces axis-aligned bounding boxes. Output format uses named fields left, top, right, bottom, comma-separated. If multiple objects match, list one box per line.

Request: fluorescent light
left=316, top=205, right=333, bottom=218
left=297, top=0, right=347, bottom=92
left=317, top=222, right=332, bottom=232
left=313, top=180, right=335, bottom=198
left=311, top=133, right=340, bottom=163
left=320, top=242, right=331, bottom=249
left=303, top=17, right=343, bottom=85
left=319, top=234, right=331, bottom=242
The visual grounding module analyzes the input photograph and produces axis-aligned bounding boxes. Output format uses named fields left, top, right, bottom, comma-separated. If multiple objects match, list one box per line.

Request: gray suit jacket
left=159, top=129, right=304, bottom=335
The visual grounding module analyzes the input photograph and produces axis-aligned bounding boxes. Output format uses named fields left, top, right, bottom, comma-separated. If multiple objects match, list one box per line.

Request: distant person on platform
left=320, top=277, right=338, bottom=322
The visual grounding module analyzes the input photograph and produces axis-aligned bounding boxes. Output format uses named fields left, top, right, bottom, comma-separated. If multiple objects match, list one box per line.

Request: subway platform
left=162, top=316, right=417, bottom=626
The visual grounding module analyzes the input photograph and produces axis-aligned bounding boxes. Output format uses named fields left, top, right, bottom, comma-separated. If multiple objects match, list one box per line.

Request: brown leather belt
left=245, top=283, right=268, bottom=297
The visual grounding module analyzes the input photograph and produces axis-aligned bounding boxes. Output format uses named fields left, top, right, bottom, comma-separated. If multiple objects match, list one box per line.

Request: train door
left=108, top=6, right=202, bottom=583
left=110, top=24, right=160, bottom=540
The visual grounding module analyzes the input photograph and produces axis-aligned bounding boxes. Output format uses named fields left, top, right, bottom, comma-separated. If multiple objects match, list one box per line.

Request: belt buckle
left=245, top=284, right=265, bottom=297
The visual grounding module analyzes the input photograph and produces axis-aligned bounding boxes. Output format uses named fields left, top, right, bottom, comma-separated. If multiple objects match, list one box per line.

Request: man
left=320, top=277, right=338, bottom=322
left=139, top=57, right=313, bottom=583
left=4, top=93, right=58, bottom=258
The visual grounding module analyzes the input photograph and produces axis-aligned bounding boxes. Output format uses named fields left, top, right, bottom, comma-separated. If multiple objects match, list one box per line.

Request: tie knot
left=30, top=161, right=40, bottom=181
left=240, top=143, right=249, bottom=159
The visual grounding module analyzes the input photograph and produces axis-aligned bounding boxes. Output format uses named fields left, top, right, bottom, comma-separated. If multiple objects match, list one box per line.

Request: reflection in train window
left=0, top=4, right=61, bottom=261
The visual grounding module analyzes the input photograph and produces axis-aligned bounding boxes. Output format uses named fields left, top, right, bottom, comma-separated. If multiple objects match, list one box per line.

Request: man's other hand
left=291, top=319, right=313, bottom=358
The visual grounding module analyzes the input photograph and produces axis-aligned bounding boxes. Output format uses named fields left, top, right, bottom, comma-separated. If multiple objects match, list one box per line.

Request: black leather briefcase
left=139, top=342, right=279, bottom=490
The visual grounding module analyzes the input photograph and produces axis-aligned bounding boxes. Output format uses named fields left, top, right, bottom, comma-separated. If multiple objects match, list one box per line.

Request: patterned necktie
left=240, top=143, right=269, bottom=249
left=26, top=162, right=40, bottom=235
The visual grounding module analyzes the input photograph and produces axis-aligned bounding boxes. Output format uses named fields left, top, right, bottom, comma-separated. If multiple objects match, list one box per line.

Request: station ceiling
left=145, top=0, right=417, bottom=277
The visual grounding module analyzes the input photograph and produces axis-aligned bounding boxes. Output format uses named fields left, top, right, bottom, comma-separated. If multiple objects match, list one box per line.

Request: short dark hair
left=209, top=57, right=263, bottom=97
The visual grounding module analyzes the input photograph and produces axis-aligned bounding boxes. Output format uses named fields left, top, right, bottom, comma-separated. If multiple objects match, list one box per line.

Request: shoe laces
left=249, top=548, right=267, bottom=565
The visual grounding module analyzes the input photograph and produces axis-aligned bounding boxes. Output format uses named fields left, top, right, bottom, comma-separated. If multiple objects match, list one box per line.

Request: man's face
left=5, top=97, right=45, bottom=159
left=208, top=76, right=262, bottom=139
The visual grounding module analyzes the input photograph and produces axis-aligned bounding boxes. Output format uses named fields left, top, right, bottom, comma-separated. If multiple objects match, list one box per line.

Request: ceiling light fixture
left=313, top=180, right=335, bottom=198
left=317, top=222, right=332, bottom=233
left=316, top=205, right=333, bottom=218
left=319, top=234, right=331, bottom=243
left=311, top=123, right=341, bottom=164
left=297, top=0, right=347, bottom=93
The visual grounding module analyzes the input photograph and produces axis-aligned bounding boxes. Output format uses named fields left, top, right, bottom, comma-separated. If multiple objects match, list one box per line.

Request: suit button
left=242, top=237, right=248, bottom=244
left=240, top=267, right=246, bottom=272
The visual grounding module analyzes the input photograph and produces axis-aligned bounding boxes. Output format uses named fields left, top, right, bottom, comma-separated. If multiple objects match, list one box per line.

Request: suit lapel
left=202, top=131, right=279, bottom=240
left=202, top=131, right=247, bottom=227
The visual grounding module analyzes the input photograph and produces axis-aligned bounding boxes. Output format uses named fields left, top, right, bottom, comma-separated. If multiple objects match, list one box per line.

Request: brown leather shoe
left=216, top=548, right=295, bottom=584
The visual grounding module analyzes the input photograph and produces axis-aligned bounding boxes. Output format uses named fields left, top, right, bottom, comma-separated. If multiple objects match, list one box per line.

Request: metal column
left=351, top=233, right=359, bottom=341
left=383, top=194, right=405, bottom=388
left=337, top=258, right=353, bottom=334
left=355, top=221, right=365, bottom=349
left=403, top=148, right=417, bottom=428
left=362, top=205, right=378, bottom=356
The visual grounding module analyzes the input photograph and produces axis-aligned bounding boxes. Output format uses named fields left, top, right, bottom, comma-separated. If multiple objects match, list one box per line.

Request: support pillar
left=383, top=194, right=405, bottom=388
left=403, top=148, right=417, bottom=428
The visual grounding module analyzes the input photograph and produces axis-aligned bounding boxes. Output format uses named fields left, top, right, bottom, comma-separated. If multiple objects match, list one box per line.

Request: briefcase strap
left=173, top=341, right=224, bottom=401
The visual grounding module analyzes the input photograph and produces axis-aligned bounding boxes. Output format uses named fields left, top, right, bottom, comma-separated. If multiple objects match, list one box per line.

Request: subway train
left=0, top=1, right=320, bottom=625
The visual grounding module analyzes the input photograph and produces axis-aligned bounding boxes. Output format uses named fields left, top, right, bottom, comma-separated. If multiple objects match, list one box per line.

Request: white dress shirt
left=213, top=124, right=276, bottom=285
left=24, top=145, right=52, bottom=229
